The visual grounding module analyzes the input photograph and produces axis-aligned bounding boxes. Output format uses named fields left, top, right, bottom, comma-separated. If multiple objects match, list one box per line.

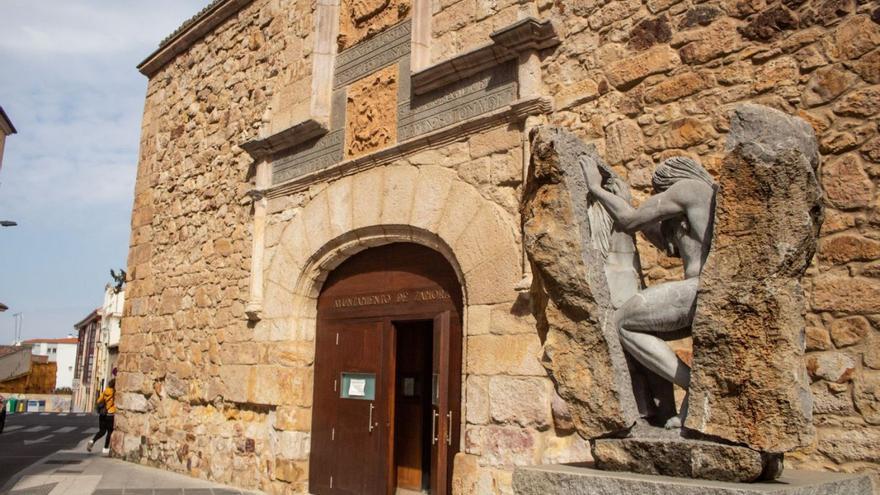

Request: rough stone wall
left=533, top=0, right=880, bottom=482
left=432, top=0, right=534, bottom=63
left=116, top=1, right=316, bottom=493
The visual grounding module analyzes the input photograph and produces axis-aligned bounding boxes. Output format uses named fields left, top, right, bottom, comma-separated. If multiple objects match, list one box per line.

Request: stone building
left=117, top=0, right=880, bottom=493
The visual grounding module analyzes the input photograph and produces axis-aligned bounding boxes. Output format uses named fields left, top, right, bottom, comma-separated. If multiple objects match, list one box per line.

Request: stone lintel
left=137, top=0, right=253, bottom=77
left=411, top=17, right=559, bottom=95
left=240, top=119, right=329, bottom=160
left=265, top=95, right=552, bottom=198
left=512, top=465, right=875, bottom=495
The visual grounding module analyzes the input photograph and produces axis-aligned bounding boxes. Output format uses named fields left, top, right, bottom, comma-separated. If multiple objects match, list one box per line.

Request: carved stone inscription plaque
left=272, top=130, right=345, bottom=184
left=335, top=20, right=411, bottom=88
left=345, top=64, right=399, bottom=159
left=398, top=62, right=518, bottom=141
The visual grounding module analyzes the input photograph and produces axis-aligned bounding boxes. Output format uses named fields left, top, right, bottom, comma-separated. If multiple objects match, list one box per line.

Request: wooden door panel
left=309, top=319, right=339, bottom=494
left=310, top=319, right=386, bottom=495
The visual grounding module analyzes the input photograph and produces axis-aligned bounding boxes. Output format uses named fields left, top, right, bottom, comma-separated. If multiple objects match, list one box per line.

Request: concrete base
left=512, top=464, right=875, bottom=495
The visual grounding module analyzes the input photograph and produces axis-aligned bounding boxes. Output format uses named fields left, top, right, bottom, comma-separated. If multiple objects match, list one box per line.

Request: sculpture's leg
left=611, top=278, right=698, bottom=427
left=617, top=329, right=690, bottom=388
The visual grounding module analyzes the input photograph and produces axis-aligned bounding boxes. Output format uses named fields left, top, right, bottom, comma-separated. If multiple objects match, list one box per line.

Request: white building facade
left=100, top=287, right=124, bottom=382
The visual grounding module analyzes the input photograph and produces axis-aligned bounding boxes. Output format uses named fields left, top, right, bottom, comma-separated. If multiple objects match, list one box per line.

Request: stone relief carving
left=522, top=104, right=822, bottom=483
left=338, top=0, right=410, bottom=50
left=350, top=0, right=391, bottom=25
left=345, top=65, right=398, bottom=159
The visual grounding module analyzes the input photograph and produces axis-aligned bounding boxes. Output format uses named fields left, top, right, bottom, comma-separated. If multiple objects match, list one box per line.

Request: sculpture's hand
left=579, top=156, right=603, bottom=192
left=608, top=177, right=632, bottom=203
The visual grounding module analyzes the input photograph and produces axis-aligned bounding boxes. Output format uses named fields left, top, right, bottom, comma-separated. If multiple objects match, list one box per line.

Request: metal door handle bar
left=431, top=410, right=439, bottom=445
left=446, top=410, right=452, bottom=445
left=369, top=403, right=375, bottom=433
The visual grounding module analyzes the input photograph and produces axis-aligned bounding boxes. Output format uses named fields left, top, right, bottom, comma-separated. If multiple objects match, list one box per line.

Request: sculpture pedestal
left=590, top=426, right=777, bottom=482
left=513, top=464, right=874, bottom=495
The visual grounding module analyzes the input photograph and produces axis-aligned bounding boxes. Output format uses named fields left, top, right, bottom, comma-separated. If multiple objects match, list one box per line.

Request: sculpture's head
left=652, top=157, right=716, bottom=258
left=652, top=156, right=715, bottom=193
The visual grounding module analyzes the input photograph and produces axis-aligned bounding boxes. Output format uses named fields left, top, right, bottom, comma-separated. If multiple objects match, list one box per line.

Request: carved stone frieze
left=399, top=62, right=518, bottom=141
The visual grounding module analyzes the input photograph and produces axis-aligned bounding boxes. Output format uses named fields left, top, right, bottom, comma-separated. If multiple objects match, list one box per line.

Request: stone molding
left=411, top=17, right=559, bottom=95
left=262, top=95, right=552, bottom=199
left=137, top=0, right=253, bottom=77
left=240, top=119, right=329, bottom=160
left=289, top=225, right=466, bottom=309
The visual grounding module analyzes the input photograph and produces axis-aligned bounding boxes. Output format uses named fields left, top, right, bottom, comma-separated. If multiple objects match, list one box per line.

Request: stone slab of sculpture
left=685, top=104, right=820, bottom=452
left=520, top=104, right=828, bottom=485
left=523, top=126, right=653, bottom=438
left=513, top=465, right=875, bottom=495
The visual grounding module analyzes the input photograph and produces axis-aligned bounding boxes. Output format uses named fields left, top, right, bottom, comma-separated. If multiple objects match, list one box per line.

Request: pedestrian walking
left=87, top=379, right=116, bottom=454
left=0, top=393, right=6, bottom=434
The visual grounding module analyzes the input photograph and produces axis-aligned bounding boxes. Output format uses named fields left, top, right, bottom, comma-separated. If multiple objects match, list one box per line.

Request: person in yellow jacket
left=87, top=379, right=116, bottom=455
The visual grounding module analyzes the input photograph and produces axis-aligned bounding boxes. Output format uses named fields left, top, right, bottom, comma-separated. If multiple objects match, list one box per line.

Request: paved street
left=0, top=412, right=97, bottom=489
left=0, top=412, right=258, bottom=495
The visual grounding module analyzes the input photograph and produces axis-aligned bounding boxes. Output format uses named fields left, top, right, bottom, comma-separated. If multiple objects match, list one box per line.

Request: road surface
left=0, top=411, right=97, bottom=489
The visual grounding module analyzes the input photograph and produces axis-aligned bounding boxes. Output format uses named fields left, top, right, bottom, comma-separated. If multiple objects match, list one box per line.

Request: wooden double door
left=309, top=244, right=463, bottom=495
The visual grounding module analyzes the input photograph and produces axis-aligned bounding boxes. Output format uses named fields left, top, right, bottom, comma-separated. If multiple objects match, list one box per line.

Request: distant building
left=0, top=104, right=15, bottom=175
left=71, top=287, right=125, bottom=412
left=22, top=337, right=78, bottom=390
left=72, top=309, right=100, bottom=412
left=98, top=287, right=124, bottom=388
left=0, top=345, right=30, bottom=383
left=0, top=106, right=15, bottom=314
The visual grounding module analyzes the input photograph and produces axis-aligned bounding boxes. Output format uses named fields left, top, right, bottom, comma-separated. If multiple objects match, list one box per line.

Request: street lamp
left=0, top=221, right=16, bottom=227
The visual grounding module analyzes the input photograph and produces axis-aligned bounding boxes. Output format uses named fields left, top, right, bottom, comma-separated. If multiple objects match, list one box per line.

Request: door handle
left=431, top=409, right=439, bottom=445
left=446, top=410, right=453, bottom=446
left=368, top=403, right=375, bottom=433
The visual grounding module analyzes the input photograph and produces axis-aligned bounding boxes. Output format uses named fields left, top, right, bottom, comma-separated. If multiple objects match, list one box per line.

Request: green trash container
left=7, top=398, right=16, bottom=414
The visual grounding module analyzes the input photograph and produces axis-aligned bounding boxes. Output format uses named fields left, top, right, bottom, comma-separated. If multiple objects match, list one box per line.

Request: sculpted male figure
left=580, top=156, right=717, bottom=428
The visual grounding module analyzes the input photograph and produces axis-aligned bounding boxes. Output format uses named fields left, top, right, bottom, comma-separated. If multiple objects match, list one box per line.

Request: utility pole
left=12, top=312, right=22, bottom=345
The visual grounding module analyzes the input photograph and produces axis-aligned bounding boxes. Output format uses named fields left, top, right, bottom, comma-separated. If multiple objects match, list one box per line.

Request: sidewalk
left=1, top=439, right=260, bottom=495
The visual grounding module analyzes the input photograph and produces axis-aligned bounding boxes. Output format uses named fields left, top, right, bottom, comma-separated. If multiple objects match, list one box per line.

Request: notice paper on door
left=348, top=378, right=366, bottom=397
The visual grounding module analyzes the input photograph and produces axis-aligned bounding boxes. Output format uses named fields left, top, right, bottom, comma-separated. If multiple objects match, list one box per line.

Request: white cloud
left=0, top=1, right=210, bottom=338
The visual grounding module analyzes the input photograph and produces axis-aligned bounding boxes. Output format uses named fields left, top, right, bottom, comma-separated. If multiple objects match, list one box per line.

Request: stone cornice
left=260, top=95, right=553, bottom=199
left=411, top=17, right=559, bottom=95
left=240, top=119, right=329, bottom=160
left=137, top=0, right=254, bottom=78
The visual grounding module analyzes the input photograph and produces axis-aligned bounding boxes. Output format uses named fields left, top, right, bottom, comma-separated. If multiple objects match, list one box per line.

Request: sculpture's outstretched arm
left=581, top=157, right=685, bottom=232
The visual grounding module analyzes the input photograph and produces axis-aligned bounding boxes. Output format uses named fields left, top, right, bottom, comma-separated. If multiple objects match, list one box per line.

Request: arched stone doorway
left=309, top=242, right=463, bottom=495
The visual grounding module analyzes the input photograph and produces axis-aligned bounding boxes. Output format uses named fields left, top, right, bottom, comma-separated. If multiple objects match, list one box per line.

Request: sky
left=0, top=1, right=209, bottom=344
